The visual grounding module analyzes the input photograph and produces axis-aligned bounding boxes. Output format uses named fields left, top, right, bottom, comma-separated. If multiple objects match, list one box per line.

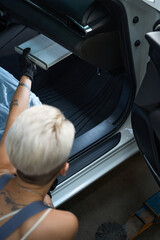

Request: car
left=0, top=0, right=160, bottom=207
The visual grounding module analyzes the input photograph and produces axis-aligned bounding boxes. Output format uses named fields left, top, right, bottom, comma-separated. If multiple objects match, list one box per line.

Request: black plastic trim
left=57, top=132, right=121, bottom=185
left=70, top=120, right=114, bottom=158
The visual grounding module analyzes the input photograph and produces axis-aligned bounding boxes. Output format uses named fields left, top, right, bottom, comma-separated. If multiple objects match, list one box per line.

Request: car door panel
left=132, top=30, right=160, bottom=186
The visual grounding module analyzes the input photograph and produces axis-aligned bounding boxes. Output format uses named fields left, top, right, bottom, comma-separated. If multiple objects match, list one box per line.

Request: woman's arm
left=0, top=48, right=36, bottom=175
left=0, top=76, right=32, bottom=175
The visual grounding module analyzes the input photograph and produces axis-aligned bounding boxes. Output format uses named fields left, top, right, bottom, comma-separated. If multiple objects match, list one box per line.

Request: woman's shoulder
left=23, top=208, right=78, bottom=240
left=49, top=208, right=78, bottom=225
left=44, top=209, right=79, bottom=240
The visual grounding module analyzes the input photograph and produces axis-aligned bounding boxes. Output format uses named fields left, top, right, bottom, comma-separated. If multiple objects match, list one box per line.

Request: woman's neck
left=14, top=176, right=54, bottom=201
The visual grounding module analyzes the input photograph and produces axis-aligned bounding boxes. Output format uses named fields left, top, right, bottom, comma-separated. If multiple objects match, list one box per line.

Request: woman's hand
left=19, top=48, right=36, bottom=81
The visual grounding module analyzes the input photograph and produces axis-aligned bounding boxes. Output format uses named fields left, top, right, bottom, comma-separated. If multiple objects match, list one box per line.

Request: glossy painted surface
left=143, top=0, right=160, bottom=12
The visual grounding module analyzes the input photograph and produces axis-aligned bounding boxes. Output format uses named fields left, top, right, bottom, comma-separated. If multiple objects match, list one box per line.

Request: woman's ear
left=59, top=162, right=69, bottom=176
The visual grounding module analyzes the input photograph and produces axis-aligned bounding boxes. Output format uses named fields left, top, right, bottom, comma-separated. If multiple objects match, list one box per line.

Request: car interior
left=0, top=0, right=137, bottom=188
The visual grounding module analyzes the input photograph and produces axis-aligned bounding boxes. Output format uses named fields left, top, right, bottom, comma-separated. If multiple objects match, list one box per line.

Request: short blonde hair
left=5, top=105, right=75, bottom=176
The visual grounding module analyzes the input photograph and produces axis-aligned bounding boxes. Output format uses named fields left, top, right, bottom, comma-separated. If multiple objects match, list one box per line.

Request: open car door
left=132, top=28, right=160, bottom=187
left=0, top=0, right=159, bottom=206
left=132, top=1, right=160, bottom=188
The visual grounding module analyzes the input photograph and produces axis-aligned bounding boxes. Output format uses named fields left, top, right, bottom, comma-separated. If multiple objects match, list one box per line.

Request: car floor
left=58, top=152, right=160, bottom=240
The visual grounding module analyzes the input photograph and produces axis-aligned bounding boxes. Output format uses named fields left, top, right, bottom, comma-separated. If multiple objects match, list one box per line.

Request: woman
left=0, top=49, right=78, bottom=239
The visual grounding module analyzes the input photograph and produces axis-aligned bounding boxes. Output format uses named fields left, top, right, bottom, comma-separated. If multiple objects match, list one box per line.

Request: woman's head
left=5, top=105, right=75, bottom=182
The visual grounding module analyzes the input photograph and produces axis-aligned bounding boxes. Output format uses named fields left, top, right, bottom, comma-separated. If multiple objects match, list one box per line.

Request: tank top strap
left=21, top=208, right=52, bottom=240
left=0, top=174, right=14, bottom=191
left=0, top=201, right=49, bottom=240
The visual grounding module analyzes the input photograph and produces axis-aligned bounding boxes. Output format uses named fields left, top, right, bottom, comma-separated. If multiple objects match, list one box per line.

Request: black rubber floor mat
left=35, top=55, right=123, bottom=137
